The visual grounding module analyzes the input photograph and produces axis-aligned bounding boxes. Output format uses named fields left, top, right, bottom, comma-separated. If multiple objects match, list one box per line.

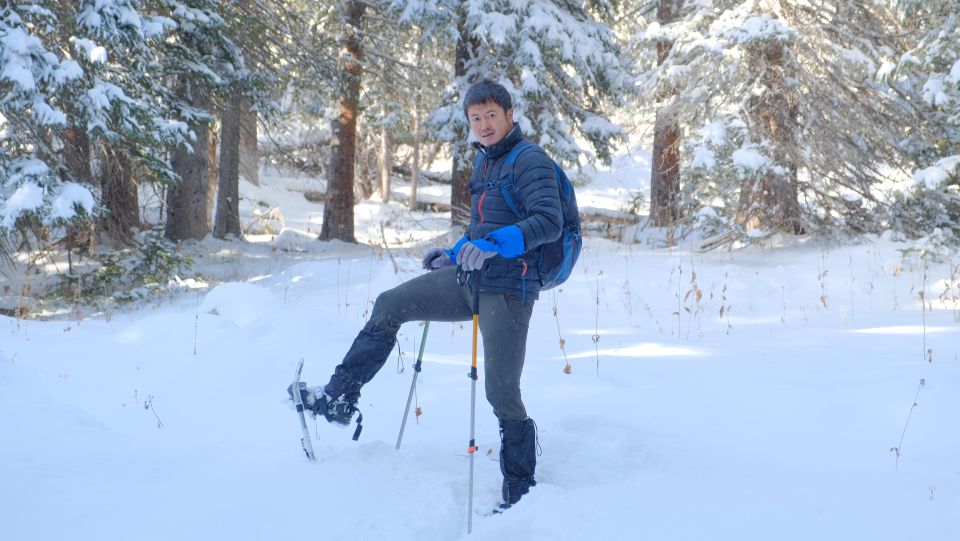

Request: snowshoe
left=287, top=382, right=359, bottom=426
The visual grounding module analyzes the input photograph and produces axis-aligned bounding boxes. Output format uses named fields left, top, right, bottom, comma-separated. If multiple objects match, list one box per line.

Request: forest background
left=1, top=0, right=959, bottom=308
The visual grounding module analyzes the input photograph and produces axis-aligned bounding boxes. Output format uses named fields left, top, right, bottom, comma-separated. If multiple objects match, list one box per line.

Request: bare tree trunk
left=409, top=37, right=424, bottom=210
left=356, top=144, right=375, bottom=199
left=63, top=127, right=92, bottom=184
left=410, top=100, right=421, bottom=210
left=207, top=129, right=218, bottom=226
left=320, top=0, right=365, bottom=242
left=650, top=0, right=683, bottom=228
left=450, top=5, right=476, bottom=226
left=423, top=143, right=442, bottom=171
left=736, top=38, right=804, bottom=234
left=239, top=103, right=259, bottom=186
left=166, top=79, right=212, bottom=241
left=98, top=142, right=139, bottom=246
left=379, top=123, right=391, bottom=203
left=215, top=87, right=243, bottom=239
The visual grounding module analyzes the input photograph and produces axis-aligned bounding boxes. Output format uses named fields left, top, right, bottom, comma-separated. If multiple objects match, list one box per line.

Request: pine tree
left=156, top=0, right=243, bottom=241
left=1, top=4, right=92, bottom=242
left=637, top=0, right=912, bottom=239
left=888, top=1, right=960, bottom=179
left=213, top=0, right=277, bottom=239
left=885, top=1, right=960, bottom=239
left=70, top=0, right=178, bottom=245
left=405, top=0, right=630, bottom=225
left=359, top=2, right=451, bottom=209
left=650, top=0, right=683, bottom=228
left=320, top=0, right=366, bottom=242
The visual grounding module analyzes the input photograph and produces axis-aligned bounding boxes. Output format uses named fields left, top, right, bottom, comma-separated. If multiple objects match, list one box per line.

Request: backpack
left=474, top=141, right=582, bottom=290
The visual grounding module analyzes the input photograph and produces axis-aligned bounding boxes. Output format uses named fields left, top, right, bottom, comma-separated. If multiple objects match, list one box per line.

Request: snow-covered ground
left=2, top=158, right=959, bottom=540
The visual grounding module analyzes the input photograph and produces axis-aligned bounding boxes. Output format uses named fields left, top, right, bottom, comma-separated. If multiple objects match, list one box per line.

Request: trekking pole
left=396, top=321, right=431, bottom=450
left=466, top=271, right=480, bottom=534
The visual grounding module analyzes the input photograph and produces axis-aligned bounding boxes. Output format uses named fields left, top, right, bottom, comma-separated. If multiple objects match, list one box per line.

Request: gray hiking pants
left=328, top=266, right=535, bottom=421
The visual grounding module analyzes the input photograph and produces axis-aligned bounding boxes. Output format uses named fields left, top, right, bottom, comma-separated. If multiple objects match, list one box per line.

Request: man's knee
left=485, top=382, right=526, bottom=421
left=369, top=288, right=402, bottom=325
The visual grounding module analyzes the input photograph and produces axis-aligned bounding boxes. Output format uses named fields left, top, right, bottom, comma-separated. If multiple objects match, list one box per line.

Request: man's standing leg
left=479, top=292, right=538, bottom=508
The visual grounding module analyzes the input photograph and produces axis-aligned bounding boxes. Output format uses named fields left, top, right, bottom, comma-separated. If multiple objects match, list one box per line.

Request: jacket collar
left=472, top=123, right=523, bottom=161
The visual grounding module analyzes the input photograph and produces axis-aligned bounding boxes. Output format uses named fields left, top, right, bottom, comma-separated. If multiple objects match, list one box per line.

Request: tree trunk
left=98, top=142, right=139, bottom=246
left=450, top=5, right=476, bottom=226
left=63, top=127, right=92, bottom=185
left=736, top=38, right=804, bottom=234
left=320, top=0, right=365, bottom=243
left=651, top=113, right=681, bottom=227
left=214, top=87, right=243, bottom=239
left=207, top=129, right=218, bottom=226
left=239, top=102, right=259, bottom=186
left=410, top=100, right=421, bottom=210
left=166, top=80, right=212, bottom=241
left=379, top=123, right=391, bottom=203
left=650, top=0, right=683, bottom=228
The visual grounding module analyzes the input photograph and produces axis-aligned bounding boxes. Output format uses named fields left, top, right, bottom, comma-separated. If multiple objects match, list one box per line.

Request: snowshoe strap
left=352, top=410, right=363, bottom=441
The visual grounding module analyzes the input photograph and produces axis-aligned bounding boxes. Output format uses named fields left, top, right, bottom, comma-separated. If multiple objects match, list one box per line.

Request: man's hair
left=463, top=79, right=513, bottom=117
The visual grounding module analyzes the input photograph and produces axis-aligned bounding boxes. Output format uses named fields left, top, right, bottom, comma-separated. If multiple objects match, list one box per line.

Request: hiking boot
left=288, top=382, right=359, bottom=426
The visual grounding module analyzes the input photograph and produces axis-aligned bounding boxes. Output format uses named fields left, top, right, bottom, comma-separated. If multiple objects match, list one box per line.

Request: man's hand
left=422, top=247, right=454, bottom=270
left=457, top=241, right=498, bottom=271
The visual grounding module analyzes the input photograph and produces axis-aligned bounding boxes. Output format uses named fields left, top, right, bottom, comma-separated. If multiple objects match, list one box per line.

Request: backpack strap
left=499, top=141, right=536, bottom=217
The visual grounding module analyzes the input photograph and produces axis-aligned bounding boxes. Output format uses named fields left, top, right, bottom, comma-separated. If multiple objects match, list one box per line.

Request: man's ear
left=506, top=108, right=514, bottom=124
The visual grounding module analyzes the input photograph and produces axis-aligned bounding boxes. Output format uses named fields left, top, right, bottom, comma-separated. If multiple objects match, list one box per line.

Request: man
left=292, top=79, right=562, bottom=510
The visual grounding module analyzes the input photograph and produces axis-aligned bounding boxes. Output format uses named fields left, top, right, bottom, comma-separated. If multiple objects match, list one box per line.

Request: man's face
left=467, top=101, right=514, bottom=147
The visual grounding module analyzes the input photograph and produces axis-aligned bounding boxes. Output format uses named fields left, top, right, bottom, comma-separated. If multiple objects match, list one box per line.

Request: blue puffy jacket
left=459, top=123, right=562, bottom=300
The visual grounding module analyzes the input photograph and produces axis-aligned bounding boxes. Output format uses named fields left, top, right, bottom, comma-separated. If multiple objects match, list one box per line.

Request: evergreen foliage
left=407, top=0, right=631, bottom=165
left=635, top=1, right=913, bottom=237
left=3, top=0, right=960, bottom=274
left=884, top=0, right=960, bottom=241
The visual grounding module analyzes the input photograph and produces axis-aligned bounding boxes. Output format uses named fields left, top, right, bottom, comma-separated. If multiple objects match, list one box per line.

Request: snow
left=72, top=37, right=109, bottom=64
left=914, top=155, right=960, bottom=189
left=200, top=282, right=284, bottom=327
left=54, top=59, right=84, bottom=84
left=950, top=59, right=960, bottom=84
left=691, top=145, right=716, bottom=169
left=877, top=60, right=896, bottom=81
left=923, top=75, right=950, bottom=107
left=701, top=120, right=726, bottom=146
left=32, top=99, right=67, bottom=126
left=718, top=14, right=795, bottom=45
left=1, top=62, right=35, bottom=91
left=2, top=25, right=32, bottom=54
left=580, top=115, right=620, bottom=138
left=475, top=11, right=513, bottom=46
left=50, top=182, right=96, bottom=222
left=1, top=154, right=959, bottom=541
left=732, top=144, right=769, bottom=172
left=143, top=16, right=176, bottom=38
left=87, top=80, right=134, bottom=111
left=0, top=180, right=44, bottom=228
